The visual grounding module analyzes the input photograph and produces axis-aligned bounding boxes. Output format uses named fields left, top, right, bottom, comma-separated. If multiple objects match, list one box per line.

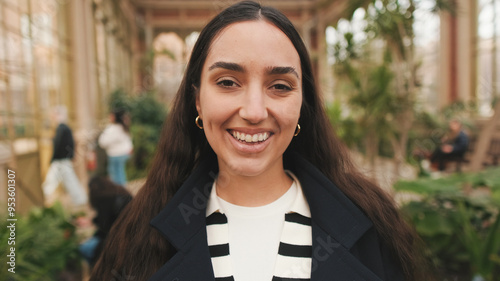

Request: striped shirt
left=206, top=172, right=312, bottom=281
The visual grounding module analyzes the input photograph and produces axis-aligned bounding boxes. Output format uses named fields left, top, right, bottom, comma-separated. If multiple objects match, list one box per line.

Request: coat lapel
left=286, top=153, right=384, bottom=281
left=310, top=225, right=384, bottom=280
left=148, top=156, right=218, bottom=281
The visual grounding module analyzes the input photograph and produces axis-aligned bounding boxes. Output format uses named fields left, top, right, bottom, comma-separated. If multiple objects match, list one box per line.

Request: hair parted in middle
left=90, top=2, right=423, bottom=280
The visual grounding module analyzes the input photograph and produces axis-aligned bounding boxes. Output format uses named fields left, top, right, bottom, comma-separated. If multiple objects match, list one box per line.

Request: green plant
left=401, top=193, right=500, bottom=280
left=0, top=203, right=81, bottom=281
left=458, top=201, right=500, bottom=280
left=108, top=88, right=132, bottom=113
left=325, top=101, right=364, bottom=150
left=127, top=124, right=159, bottom=179
left=396, top=167, right=500, bottom=280
left=395, top=166, right=500, bottom=204
left=129, top=92, right=167, bottom=128
left=333, top=35, right=400, bottom=166
left=332, top=0, right=458, bottom=175
left=402, top=195, right=470, bottom=276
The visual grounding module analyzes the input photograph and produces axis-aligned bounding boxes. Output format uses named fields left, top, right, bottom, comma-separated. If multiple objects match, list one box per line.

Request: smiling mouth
left=228, top=130, right=271, bottom=143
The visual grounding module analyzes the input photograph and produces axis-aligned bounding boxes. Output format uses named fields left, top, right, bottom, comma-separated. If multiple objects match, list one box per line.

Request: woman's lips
left=226, top=129, right=273, bottom=153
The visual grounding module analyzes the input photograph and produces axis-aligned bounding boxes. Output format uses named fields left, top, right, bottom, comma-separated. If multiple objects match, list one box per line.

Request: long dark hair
left=91, top=2, right=423, bottom=280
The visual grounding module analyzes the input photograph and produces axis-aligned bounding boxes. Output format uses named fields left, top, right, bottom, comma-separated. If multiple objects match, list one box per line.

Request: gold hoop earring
left=294, top=124, right=301, bottom=136
left=195, top=116, right=203, bottom=129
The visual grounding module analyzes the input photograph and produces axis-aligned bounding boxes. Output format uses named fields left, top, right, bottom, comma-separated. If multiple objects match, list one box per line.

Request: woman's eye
left=272, top=83, right=292, bottom=91
left=217, top=79, right=237, bottom=88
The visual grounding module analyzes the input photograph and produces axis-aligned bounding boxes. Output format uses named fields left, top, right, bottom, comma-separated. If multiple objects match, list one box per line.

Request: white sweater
left=98, top=124, right=133, bottom=157
left=206, top=172, right=312, bottom=281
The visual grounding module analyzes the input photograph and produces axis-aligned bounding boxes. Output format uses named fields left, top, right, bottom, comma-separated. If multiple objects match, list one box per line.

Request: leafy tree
left=333, top=37, right=399, bottom=177
left=332, top=0, right=454, bottom=179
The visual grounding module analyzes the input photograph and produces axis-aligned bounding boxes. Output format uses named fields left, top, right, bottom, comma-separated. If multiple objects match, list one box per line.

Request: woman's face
left=196, top=20, right=302, bottom=178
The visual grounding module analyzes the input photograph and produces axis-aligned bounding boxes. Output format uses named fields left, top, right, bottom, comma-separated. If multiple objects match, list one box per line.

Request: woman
left=91, top=2, right=424, bottom=280
left=98, top=110, right=133, bottom=186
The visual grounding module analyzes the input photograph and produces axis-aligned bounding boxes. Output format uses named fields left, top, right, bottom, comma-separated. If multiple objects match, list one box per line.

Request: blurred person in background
left=42, top=105, right=88, bottom=207
left=98, top=110, right=133, bottom=186
left=79, top=176, right=132, bottom=267
left=431, top=119, right=469, bottom=171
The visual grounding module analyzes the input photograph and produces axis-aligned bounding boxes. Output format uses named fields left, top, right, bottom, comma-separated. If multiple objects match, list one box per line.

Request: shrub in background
left=0, top=203, right=81, bottom=281
left=396, top=168, right=500, bottom=280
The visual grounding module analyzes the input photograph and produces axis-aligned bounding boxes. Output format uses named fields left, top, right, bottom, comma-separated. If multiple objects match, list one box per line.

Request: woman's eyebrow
left=208, top=61, right=244, bottom=72
left=267, top=66, right=299, bottom=78
left=208, top=62, right=299, bottom=78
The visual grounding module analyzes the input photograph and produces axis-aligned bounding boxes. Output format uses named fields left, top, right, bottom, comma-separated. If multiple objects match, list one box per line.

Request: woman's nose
left=239, top=86, right=268, bottom=124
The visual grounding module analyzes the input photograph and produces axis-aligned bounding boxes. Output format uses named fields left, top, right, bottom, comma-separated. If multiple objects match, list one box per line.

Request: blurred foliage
left=441, top=100, right=478, bottom=122
left=331, top=0, right=459, bottom=172
left=106, top=89, right=167, bottom=180
left=327, top=96, right=436, bottom=160
left=0, top=203, right=81, bottom=281
left=326, top=101, right=364, bottom=150
left=108, top=89, right=131, bottom=113
left=395, top=167, right=500, bottom=203
left=331, top=0, right=419, bottom=167
left=332, top=30, right=402, bottom=160
left=128, top=124, right=160, bottom=179
left=395, top=167, right=500, bottom=280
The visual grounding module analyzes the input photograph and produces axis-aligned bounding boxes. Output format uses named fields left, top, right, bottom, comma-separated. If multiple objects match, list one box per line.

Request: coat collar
left=150, top=155, right=218, bottom=250
left=149, top=153, right=380, bottom=281
left=284, top=152, right=373, bottom=249
left=149, top=155, right=218, bottom=281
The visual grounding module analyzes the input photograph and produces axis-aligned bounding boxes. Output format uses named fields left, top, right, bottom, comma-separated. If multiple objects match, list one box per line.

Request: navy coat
left=149, top=153, right=405, bottom=281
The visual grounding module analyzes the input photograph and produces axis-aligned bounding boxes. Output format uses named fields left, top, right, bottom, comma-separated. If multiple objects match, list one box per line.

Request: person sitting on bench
left=431, top=119, right=469, bottom=171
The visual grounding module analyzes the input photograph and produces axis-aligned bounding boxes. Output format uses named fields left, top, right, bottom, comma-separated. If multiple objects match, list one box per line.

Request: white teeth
left=231, top=131, right=270, bottom=143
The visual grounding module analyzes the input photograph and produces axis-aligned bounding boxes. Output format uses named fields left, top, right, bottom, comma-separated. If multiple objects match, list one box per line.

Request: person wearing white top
left=98, top=110, right=133, bottom=186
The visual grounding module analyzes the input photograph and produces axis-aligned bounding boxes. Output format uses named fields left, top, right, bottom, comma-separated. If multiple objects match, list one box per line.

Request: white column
left=439, top=0, right=478, bottom=108
left=317, top=22, right=333, bottom=102
left=68, top=0, right=99, bottom=187
left=456, top=0, right=477, bottom=103
left=145, top=9, right=153, bottom=50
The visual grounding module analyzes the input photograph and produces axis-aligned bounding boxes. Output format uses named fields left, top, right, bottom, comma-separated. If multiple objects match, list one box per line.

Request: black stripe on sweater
left=272, top=277, right=310, bottom=281
left=285, top=213, right=311, bottom=226
left=277, top=242, right=312, bottom=258
left=207, top=212, right=228, bottom=225
left=215, top=277, right=235, bottom=281
left=209, top=243, right=230, bottom=257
